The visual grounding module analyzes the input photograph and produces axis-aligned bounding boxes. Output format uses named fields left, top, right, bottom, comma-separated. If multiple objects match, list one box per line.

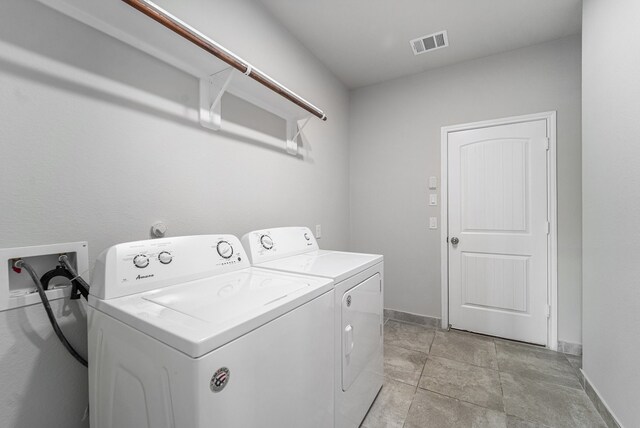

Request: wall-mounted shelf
left=36, top=0, right=326, bottom=155
left=199, top=67, right=312, bottom=154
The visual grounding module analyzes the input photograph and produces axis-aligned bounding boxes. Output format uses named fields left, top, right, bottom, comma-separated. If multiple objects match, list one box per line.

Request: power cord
left=14, top=259, right=88, bottom=367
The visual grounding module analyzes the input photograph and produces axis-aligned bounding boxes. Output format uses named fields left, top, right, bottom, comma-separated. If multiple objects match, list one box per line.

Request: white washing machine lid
left=256, top=250, right=382, bottom=283
left=88, top=267, right=333, bottom=358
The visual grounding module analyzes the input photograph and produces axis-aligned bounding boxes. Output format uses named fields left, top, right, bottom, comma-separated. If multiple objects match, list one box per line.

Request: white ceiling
left=257, top=0, right=582, bottom=88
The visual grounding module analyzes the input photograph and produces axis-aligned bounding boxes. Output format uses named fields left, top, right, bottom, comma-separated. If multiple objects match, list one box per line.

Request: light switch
left=428, top=176, right=437, bottom=189
left=429, top=194, right=438, bottom=206
left=429, top=217, right=438, bottom=229
left=315, top=224, right=322, bottom=239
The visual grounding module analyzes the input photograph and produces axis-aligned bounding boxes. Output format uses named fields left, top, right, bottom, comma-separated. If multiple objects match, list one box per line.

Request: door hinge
left=546, top=305, right=551, bottom=318
left=546, top=222, right=551, bottom=235
left=380, top=323, right=383, bottom=336
left=544, top=138, right=550, bottom=151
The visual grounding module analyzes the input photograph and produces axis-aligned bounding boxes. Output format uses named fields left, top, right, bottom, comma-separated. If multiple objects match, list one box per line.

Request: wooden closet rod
left=122, top=0, right=327, bottom=121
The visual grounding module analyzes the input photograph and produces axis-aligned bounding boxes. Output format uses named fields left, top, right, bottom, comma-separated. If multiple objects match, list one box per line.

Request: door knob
left=450, top=237, right=459, bottom=245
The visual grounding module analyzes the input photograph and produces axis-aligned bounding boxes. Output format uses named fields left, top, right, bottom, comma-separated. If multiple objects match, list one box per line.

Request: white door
left=447, top=119, right=549, bottom=345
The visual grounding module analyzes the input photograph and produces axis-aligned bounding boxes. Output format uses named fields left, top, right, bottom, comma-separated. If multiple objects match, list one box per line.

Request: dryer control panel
left=91, top=235, right=250, bottom=300
left=241, top=227, right=319, bottom=264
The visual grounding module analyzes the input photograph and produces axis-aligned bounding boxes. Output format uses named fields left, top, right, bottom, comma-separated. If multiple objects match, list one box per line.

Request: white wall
left=582, top=0, right=640, bottom=425
left=349, top=35, right=583, bottom=345
left=0, top=0, right=349, bottom=426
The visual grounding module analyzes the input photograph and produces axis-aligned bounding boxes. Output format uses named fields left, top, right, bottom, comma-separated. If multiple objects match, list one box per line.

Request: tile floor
left=361, top=319, right=607, bottom=428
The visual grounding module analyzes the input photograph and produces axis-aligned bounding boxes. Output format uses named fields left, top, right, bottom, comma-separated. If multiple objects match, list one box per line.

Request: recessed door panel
left=461, top=139, right=528, bottom=233
left=461, top=252, right=529, bottom=313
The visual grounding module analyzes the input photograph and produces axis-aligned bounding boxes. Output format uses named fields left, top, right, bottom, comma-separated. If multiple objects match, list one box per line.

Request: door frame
left=440, top=111, right=558, bottom=350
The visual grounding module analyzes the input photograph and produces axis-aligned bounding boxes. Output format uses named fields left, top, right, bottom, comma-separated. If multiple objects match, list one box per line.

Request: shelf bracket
left=286, top=116, right=311, bottom=155
left=199, top=67, right=311, bottom=157
left=199, top=68, right=234, bottom=131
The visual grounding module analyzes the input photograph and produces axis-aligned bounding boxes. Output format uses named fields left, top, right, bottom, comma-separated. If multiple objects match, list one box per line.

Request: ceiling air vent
left=410, top=31, right=448, bottom=55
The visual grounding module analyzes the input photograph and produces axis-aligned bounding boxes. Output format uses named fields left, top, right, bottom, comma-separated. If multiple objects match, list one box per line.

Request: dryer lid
left=257, top=250, right=382, bottom=283
left=89, top=268, right=333, bottom=358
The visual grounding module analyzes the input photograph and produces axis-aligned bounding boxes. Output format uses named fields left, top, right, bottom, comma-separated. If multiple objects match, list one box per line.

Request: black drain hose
left=15, top=260, right=88, bottom=367
left=40, top=255, right=90, bottom=301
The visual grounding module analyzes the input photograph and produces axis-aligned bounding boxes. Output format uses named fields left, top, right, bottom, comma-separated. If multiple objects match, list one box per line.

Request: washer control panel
left=132, top=251, right=173, bottom=268
left=91, top=235, right=249, bottom=299
left=158, top=251, right=173, bottom=265
left=216, top=240, right=234, bottom=259
left=260, top=235, right=274, bottom=250
left=241, top=227, right=319, bottom=264
left=133, top=254, right=150, bottom=268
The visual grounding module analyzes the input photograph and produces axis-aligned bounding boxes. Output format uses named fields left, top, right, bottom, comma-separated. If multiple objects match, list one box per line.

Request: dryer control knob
left=260, top=235, right=274, bottom=250
left=133, top=254, right=149, bottom=268
left=304, top=232, right=311, bottom=241
left=158, top=251, right=173, bottom=264
left=217, top=241, right=234, bottom=259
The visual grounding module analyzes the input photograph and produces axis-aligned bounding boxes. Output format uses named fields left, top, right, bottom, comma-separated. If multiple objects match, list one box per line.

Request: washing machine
left=88, top=234, right=334, bottom=428
left=241, top=227, right=384, bottom=428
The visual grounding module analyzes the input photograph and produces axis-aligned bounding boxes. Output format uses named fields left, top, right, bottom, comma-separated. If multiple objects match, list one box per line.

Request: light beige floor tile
left=501, top=372, right=606, bottom=428
left=419, top=355, right=503, bottom=411
left=384, top=320, right=434, bottom=354
left=361, top=379, right=415, bottom=428
left=496, top=341, right=581, bottom=389
left=383, top=344, right=427, bottom=386
left=506, top=415, right=551, bottom=427
left=404, top=389, right=507, bottom=428
left=565, top=354, right=582, bottom=371
left=430, top=330, right=498, bottom=369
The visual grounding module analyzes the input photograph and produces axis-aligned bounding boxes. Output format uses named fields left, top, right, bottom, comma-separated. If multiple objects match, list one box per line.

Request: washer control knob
left=133, top=254, right=149, bottom=268
left=217, top=241, right=234, bottom=259
left=304, top=232, right=311, bottom=241
left=158, top=251, right=173, bottom=264
left=260, top=235, right=274, bottom=250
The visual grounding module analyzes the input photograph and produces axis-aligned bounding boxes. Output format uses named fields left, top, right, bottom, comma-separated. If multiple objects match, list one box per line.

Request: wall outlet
left=429, top=217, right=438, bottom=229
left=429, top=193, right=438, bottom=206
left=315, top=224, right=322, bottom=239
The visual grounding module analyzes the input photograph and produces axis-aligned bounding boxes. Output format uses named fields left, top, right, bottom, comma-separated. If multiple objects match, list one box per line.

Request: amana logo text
left=136, top=274, right=154, bottom=280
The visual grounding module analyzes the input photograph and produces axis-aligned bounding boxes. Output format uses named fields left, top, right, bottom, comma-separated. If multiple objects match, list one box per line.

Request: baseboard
left=581, top=370, right=623, bottom=428
left=385, top=310, right=583, bottom=355
left=384, top=308, right=441, bottom=328
left=558, top=340, right=582, bottom=356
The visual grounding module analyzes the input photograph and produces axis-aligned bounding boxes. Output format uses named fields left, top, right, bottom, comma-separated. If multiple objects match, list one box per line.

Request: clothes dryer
left=242, top=227, right=383, bottom=428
